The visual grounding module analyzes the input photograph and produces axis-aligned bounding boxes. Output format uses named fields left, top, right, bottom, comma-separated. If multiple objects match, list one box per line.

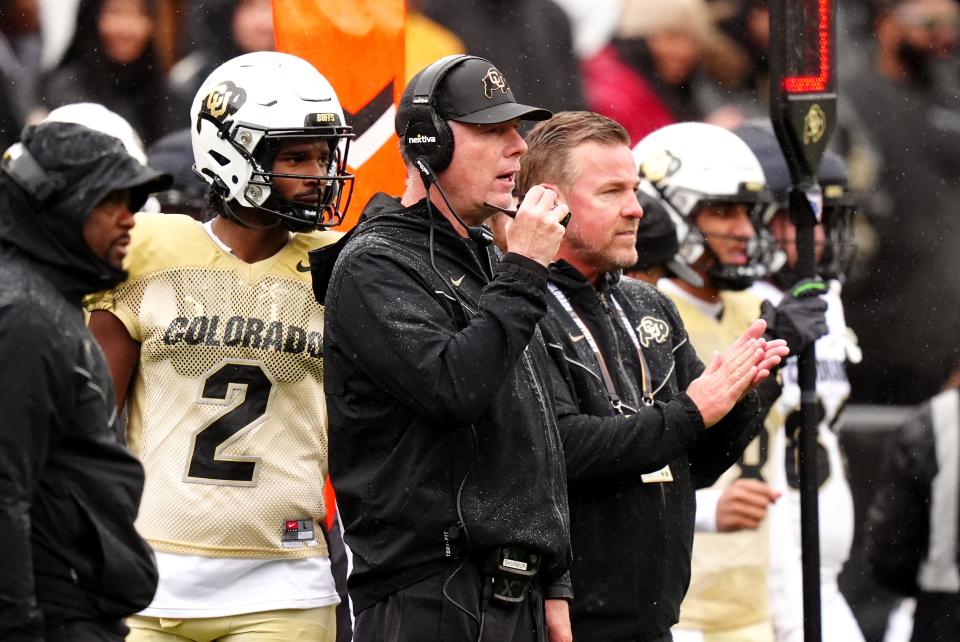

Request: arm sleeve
left=0, top=305, right=61, bottom=639
left=866, top=412, right=934, bottom=596
left=327, top=248, right=549, bottom=426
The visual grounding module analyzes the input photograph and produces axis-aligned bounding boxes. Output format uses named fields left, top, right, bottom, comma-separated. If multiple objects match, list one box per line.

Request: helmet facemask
left=199, top=113, right=355, bottom=232
left=651, top=182, right=773, bottom=291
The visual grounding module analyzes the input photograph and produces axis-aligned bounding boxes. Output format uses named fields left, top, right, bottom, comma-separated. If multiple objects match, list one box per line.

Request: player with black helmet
left=734, top=120, right=865, bottom=642
left=86, top=51, right=353, bottom=641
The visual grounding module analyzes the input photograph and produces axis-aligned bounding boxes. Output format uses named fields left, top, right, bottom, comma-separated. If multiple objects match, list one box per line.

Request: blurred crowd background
left=2, top=0, right=958, bottom=639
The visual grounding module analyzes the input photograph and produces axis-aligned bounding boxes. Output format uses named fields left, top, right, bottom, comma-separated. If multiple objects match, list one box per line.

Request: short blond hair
left=517, top=111, right=630, bottom=196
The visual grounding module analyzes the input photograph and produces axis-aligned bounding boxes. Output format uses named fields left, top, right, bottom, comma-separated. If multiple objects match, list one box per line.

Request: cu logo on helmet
left=482, top=68, right=508, bottom=99
left=201, top=81, right=247, bottom=123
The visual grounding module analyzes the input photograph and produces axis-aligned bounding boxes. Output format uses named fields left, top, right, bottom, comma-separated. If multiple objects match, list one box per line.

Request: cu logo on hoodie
left=636, top=316, right=670, bottom=348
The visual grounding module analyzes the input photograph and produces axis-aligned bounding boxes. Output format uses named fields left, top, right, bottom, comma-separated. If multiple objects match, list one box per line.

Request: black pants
left=354, top=562, right=546, bottom=642
left=45, top=618, right=127, bottom=642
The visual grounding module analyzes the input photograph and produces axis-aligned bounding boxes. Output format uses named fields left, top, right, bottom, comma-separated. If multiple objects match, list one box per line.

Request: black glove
left=760, top=279, right=828, bottom=355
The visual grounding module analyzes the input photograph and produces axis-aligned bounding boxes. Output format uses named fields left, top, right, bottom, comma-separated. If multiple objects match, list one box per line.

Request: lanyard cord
left=609, top=295, right=656, bottom=407
left=549, top=284, right=655, bottom=412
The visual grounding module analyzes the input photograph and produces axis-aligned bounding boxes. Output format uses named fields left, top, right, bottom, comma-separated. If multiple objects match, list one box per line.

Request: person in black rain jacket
left=320, top=56, right=572, bottom=641
left=0, top=121, right=170, bottom=641
left=517, top=111, right=786, bottom=642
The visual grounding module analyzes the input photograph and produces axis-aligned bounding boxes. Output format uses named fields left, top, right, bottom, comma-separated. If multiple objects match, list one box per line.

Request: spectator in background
left=843, top=0, right=960, bottom=406
left=550, top=0, right=622, bottom=62
left=705, top=0, right=771, bottom=121
left=42, top=0, right=172, bottom=145
left=867, top=381, right=960, bottom=642
left=0, top=0, right=41, bottom=140
left=584, top=0, right=745, bottom=143
left=168, top=0, right=274, bottom=127
left=420, top=0, right=586, bottom=113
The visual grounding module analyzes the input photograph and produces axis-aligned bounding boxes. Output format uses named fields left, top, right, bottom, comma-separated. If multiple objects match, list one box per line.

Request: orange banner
left=273, top=0, right=407, bottom=231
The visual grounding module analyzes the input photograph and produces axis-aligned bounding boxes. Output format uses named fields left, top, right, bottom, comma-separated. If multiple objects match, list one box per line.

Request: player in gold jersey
left=86, top=52, right=354, bottom=642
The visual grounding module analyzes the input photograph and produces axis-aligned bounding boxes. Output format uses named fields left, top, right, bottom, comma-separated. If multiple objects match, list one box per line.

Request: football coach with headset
left=321, top=55, right=573, bottom=641
left=0, top=120, right=171, bottom=640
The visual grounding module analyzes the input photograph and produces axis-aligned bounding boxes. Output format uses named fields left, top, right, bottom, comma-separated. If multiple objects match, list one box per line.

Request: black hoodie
left=322, top=193, right=571, bottom=612
left=0, top=122, right=168, bottom=639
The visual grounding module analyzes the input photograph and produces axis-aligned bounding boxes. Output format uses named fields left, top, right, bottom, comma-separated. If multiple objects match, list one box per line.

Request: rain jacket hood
left=0, top=121, right=170, bottom=297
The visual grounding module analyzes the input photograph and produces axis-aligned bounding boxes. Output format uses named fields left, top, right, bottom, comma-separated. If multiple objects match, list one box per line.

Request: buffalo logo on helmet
left=482, top=67, right=509, bottom=99
left=200, top=81, right=247, bottom=126
left=639, top=149, right=681, bottom=185
left=636, top=316, right=670, bottom=348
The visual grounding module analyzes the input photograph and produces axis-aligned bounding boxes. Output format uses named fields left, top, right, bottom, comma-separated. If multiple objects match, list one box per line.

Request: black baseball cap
left=633, top=193, right=704, bottom=287
left=395, top=56, right=552, bottom=135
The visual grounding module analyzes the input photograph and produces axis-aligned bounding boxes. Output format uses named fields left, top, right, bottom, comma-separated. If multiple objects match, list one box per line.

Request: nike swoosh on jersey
left=451, top=275, right=466, bottom=287
left=295, top=260, right=312, bottom=272
left=569, top=334, right=585, bottom=342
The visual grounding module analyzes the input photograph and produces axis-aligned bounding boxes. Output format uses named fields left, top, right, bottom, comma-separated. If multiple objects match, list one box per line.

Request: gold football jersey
left=87, top=213, right=338, bottom=559
left=669, top=289, right=779, bottom=637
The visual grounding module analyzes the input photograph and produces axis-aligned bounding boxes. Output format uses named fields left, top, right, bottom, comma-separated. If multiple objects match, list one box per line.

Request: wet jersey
left=87, top=213, right=338, bottom=560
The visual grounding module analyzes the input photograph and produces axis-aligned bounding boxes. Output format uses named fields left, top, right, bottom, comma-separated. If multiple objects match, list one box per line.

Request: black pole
left=770, top=1, right=837, bottom=637
left=789, top=186, right=822, bottom=642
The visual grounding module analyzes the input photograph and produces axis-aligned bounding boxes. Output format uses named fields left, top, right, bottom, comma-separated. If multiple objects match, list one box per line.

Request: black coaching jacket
left=321, top=194, right=571, bottom=612
left=0, top=124, right=159, bottom=639
left=540, top=263, right=766, bottom=642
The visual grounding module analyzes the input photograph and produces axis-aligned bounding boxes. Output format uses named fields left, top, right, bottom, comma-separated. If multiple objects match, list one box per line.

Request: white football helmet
left=45, top=103, right=147, bottom=165
left=191, top=51, right=354, bottom=230
left=632, top=122, right=771, bottom=289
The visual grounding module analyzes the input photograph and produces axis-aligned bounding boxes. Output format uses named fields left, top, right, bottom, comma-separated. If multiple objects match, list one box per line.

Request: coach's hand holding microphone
left=502, top=186, right=568, bottom=268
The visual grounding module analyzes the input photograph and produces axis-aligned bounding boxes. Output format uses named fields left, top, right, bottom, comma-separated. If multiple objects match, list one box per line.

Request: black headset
left=1, top=143, right=55, bottom=203
left=401, top=54, right=484, bottom=175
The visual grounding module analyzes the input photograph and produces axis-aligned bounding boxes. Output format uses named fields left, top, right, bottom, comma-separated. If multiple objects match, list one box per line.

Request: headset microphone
left=482, top=198, right=572, bottom=227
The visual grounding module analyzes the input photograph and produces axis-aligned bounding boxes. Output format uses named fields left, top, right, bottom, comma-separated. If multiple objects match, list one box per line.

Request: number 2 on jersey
left=186, top=361, right=273, bottom=485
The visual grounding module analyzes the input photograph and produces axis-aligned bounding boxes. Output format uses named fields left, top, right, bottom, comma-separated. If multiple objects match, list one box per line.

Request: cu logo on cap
left=482, top=68, right=508, bottom=99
